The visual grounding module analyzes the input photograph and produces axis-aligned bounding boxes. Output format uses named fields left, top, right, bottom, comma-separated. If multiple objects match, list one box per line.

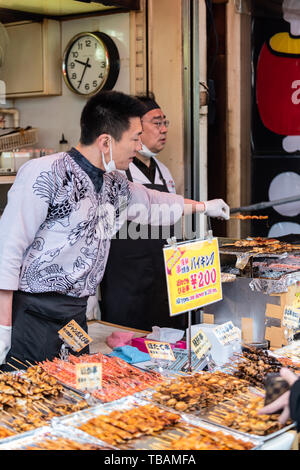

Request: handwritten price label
left=145, top=341, right=176, bottom=362
left=214, top=321, right=240, bottom=345
left=283, top=306, right=300, bottom=330
left=191, top=329, right=211, bottom=360
left=76, top=363, right=102, bottom=391
left=58, top=320, right=93, bottom=352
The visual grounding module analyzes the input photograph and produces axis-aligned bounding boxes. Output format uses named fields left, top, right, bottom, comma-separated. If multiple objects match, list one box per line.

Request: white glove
left=203, top=199, right=230, bottom=220
left=0, top=325, right=11, bottom=365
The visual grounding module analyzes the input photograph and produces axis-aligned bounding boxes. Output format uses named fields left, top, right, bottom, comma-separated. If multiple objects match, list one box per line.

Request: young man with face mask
left=100, top=93, right=229, bottom=331
left=0, top=90, right=229, bottom=369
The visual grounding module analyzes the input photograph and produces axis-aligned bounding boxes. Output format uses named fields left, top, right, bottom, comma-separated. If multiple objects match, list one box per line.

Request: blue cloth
left=109, top=345, right=150, bottom=364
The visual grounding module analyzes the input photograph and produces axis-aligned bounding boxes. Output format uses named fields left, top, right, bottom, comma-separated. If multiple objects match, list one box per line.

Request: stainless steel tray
left=55, top=395, right=262, bottom=450
left=0, top=425, right=113, bottom=450
left=135, top=387, right=294, bottom=442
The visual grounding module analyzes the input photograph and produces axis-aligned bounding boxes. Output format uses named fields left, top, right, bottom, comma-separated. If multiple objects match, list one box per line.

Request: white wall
left=12, top=13, right=131, bottom=151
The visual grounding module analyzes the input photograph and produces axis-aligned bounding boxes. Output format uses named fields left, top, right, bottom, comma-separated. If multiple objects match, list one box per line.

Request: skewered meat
left=232, top=347, right=286, bottom=387
left=206, top=395, right=289, bottom=436
left=78, top=404, right=180, bottom=446
left=152, top=371, right=249, bottom=414
left=168, top=428, right=254, bottom=450
left=24, top=438, right=108, bottom=450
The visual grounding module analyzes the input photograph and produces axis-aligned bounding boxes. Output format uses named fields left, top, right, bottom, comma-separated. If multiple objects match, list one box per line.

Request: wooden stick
left=6, top=362, right=20, bottom=371
left=11, top=357, right=28, bottom=368
left=25, top=360, right=35, bottom=367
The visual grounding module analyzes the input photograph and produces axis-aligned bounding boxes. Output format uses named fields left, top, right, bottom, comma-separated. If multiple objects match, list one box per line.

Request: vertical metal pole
left=188, top=310, right=192, bottom=373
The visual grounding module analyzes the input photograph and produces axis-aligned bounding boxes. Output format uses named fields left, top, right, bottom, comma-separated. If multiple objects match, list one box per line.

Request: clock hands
left=75, top=58, right=92, bottom=68
left=77, top=57, right=91, bottom=90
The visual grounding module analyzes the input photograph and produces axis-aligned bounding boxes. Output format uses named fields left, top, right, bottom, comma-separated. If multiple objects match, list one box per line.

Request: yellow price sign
left=163, top=238, right=222, bottom=316
left=76, top=363, right=102, bottom=391
left=145, top=341, right=176, bottom=362
left=293, top=293, right=300, bottom=310
left=58, top=320, right=93, bottom=352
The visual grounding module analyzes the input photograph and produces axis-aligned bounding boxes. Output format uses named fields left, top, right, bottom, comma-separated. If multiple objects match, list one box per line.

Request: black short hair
left=135, top=92, right=160, bottom=114
left=80, top=90, right=146, bottom=145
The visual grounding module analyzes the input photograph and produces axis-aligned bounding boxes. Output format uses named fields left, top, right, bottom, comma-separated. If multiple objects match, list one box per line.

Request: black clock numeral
left=85, top=83, right=90, bottom=91
left=99, top=73, right=104, bottom=79
left=101, top=61, right=106, bottom=69
left=93, top=80, right=98, bottom=87
left=70, top=62, right=75, bottom=69
left=85, top=40, right=91, bottom=47
left=72, top=73, right=77, bottom=79
left=78, top=42, right=83, bottom=50
left=72, top=51, right=79, bottom=58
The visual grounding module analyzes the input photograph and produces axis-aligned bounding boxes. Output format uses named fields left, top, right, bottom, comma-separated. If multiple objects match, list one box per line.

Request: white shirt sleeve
left=126, top=181, right=184, bottom=226
left=0, top=161, right=49, bottom=290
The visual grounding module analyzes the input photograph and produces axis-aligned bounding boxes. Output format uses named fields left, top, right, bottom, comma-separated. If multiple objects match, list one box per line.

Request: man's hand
left=258, top=368, right=298, bottom=425
left=204, top=199, right=230, bottom=220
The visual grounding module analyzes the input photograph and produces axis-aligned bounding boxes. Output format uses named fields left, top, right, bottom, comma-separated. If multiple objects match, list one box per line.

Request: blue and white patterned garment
left=0, top=150, right=184, bottom=298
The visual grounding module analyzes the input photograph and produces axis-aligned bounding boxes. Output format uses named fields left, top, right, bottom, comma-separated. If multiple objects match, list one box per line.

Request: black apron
left=100, top=162, right=186, bottom=331
left=1, top=290, right=89, bottom=372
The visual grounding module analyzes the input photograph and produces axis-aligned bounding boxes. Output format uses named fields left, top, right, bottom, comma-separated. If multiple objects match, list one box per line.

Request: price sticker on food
left=76, top=363, right=102, bottom=391
left=145, top=341, right=176, bottom=362
left=58, top=320, right=93, bottom=352
left=214, top=321, right=240, bottom=345
left=283, top=306, right=300, bottom=330
left=191, top=329, right=211, bottom=360
left=163, top=238, right=222, bottom=316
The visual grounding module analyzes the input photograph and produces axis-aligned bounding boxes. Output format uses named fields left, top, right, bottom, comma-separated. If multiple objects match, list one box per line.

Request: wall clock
left=62, top=31, right=120, bottom=96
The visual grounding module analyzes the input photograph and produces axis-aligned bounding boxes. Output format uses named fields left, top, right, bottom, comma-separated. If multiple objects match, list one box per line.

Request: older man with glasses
left=100, top=92, right=228, bottom=331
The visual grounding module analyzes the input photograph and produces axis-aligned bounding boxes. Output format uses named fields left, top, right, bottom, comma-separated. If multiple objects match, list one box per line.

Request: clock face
left=63, top=32, right=119, bottom=96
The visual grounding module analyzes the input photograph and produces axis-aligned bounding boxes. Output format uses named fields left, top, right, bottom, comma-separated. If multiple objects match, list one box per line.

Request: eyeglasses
left=142, top=119, right=170, bottom=129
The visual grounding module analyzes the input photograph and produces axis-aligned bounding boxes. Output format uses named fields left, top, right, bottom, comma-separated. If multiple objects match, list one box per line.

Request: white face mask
left=101, top=137, right=116, bottom=173
left=138, top=143, right=157, bottom=159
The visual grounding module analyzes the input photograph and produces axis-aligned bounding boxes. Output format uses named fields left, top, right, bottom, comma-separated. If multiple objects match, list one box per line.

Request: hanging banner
left=163, top=238, right=222, bottom=316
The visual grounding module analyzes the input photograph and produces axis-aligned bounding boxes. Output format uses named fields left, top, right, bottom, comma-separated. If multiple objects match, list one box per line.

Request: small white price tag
left=283, top=306, right=300, bottom=330
left=76, top=363, right=102, bottom=391
left=191, top=329, right=211, bottom=360
left=145, top=341, right=176, bottom=362
left=214, top=321, right=239, bottom=345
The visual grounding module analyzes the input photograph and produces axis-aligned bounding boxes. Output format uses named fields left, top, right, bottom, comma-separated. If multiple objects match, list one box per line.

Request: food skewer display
left=150, top=371, right=250, bottom=414
left=67, top=402, right=257, bottom=450
left=24, top=438, right=109, bottom=451
left=203, top=395, right=290, bottom=437
left=40, top=352, right=164, bottom=403
left=231, top=215, right=269, bottom=220
left=0, top=366, right=89, bottom=434
left=226, top=347, right=300, bottom=388
left=222, top=237, right=300, bottom=254
left=167, top=428, right=254, bottom=450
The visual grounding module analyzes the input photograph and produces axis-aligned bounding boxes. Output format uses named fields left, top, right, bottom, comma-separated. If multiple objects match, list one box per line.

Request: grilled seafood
left=152, top=371, right=249, bottom=414
left=40, top=352, right=164, bottom=403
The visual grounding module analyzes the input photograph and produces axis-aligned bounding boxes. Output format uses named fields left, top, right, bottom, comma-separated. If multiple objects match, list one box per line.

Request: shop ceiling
left=0, top=0, right=140, bottom=23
